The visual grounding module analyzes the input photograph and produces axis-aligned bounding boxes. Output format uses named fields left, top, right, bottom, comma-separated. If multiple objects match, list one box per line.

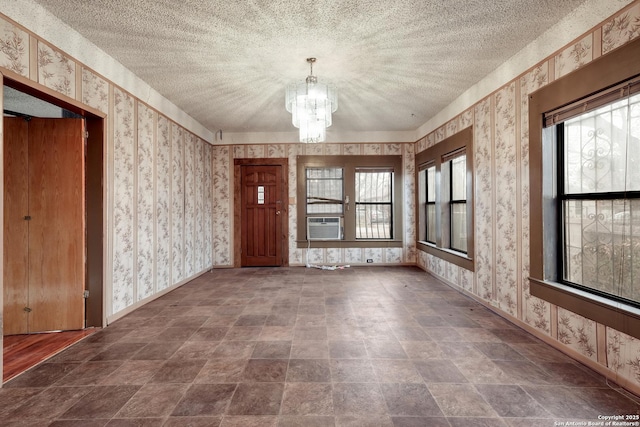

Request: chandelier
left=285, top=58, right=338, bottom=143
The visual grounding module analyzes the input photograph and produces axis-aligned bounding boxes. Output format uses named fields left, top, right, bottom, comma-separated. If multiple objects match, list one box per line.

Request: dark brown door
left=241, top=165, right=284, bottom=266
left=3, top=117, right=85, bottom=334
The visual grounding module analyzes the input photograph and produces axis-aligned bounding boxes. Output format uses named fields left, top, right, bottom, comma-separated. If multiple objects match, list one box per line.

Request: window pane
left=451, top=202, right=467, bottom=252
left=355, top=169, right=392, bottom=202
left=355, top=169, right=392, bottom=239
left=564, top=199, right=640, bottom=302
left=427, top=203, right=436, bottom=243
left=564, top=93, right=640, bottom=194
left=307, top=167, right=343, bottom=214
left=356, top=204, right=392, bottom=239
left=426, top=166, right=436, bottom=202
left=451, top=155, right=466, bottom=200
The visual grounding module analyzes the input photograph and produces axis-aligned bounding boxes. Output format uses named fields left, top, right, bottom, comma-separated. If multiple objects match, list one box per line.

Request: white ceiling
left=31, top=0, right=592, bottom=139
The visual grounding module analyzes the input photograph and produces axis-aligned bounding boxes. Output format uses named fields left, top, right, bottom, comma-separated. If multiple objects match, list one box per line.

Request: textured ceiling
left=32, top=0, right=590, bottom=137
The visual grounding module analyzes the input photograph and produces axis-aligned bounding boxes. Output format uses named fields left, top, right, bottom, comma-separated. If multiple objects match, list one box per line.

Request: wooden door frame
left=234, top=158, right=289, bottom=268
left=1, top=72, right=106, bottom=331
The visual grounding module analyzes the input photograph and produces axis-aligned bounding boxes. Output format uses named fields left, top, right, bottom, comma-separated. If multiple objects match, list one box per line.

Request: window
left=355, top=168, right=393, bottom=239
left=416, top=127, right=474, bottom=270
left=306, top=167, right=344, bottom=214
left=558, top=92, right=640, bottom=303
left=446, top=151, right=467, bottom=253
left=425, top=165, right=436, bottom=243
left=297, top=155, right=403, bottom=247
left=529, top=36, right=640, bottom=339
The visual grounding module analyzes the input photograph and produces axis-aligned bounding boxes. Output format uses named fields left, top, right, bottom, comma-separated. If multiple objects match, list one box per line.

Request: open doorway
left=2, top=77, right=104, bottom=382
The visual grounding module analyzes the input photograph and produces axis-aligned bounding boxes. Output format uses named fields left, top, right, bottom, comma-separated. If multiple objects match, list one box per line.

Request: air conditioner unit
left=307, top=217, right=342, bottom=240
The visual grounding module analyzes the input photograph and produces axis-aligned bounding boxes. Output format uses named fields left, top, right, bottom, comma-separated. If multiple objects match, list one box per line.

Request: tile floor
left=1, top=266, right=639, bottom=426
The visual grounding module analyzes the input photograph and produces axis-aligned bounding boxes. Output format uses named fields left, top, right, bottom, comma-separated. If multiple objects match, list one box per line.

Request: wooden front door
left=240, top=164, right=284, bottom=267
left=3, top=117, right=85, bottom=334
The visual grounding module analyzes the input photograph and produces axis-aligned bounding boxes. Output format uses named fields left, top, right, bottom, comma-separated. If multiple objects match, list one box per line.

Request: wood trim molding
left=1, top=69, right=106, bottom=119
left=528, top=36, right=640, bottom=340
left=295, top=155, right=404, bottom=247
left=1, top=73, right=107, bottom=330
left=415, top=126, right=474, bottom=271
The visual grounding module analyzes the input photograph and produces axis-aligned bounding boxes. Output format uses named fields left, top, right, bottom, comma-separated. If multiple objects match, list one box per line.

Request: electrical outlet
left=366, top=259, right=373, bottom=263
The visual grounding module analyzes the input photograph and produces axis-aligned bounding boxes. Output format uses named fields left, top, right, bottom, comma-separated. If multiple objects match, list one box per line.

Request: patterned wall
left=415, top=1, right=640, bottom=392
left=112, top=88, right=136, bottom=313
left=0, top=15, right=214, bottom=322
left=2, top=0, right=640, bottom=392
left=212, top=142, right=417, bottom=268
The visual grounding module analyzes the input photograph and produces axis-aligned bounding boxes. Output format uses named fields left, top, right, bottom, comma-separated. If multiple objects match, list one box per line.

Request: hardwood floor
left=3, top=329, right=98, bottom=383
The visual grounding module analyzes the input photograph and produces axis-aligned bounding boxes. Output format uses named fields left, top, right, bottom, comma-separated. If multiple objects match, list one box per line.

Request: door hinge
left=24, top=215, right=31, bottom=221
left=84, top=131, right=89, bottom=139
left=83, top=290, right=90, bottom=299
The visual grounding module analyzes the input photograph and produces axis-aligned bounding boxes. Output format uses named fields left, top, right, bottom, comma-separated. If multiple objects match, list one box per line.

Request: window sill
left=529, top=277, right=640, bottom=341
left=417, top=241, right=474, bottom=271
left=296, top=240, right=403, bottom=249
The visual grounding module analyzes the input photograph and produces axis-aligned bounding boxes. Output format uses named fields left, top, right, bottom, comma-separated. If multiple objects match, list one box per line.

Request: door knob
left=276, top=210, right=281, bottom=215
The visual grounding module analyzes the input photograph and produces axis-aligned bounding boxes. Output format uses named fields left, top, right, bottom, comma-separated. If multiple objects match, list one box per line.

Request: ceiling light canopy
left=285, top=58, right=338, bottom=143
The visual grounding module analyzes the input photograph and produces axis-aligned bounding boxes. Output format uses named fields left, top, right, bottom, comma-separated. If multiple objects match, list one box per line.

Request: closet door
left=28, top=118, right=85, bottom=332
left=3, top=117, right=85, bottom=335
left=3, top=117, right=30, bottom=335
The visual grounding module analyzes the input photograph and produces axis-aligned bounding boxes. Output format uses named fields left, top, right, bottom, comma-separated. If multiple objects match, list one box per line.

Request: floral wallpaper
left=137, top=104, right=155, bottom=301
left=184, top=132, right=196, bottom=278
left=608, top=328, right=640, bottom=385
left=171, top=126, right=185, bottom=283
left=2, top=0, right=640, bottom=396
left=81, top=68, right=108, bottom=114
left=212, top=145, right=231, bottom=266
left=345, top=248, right=363, bottom=264
left=194, top=139, right=205, bottom=272
left=494, top=83, right=518, bottom=317
left=474, top=97, right=494, bottom=302
left=0, top=12, right=212, bottom=385
left=555, top=34, right=593, bottom=79
left=0, top=19, right=28, bottom=76
left=220, top=142, right=416, bottom=268
left=112, top=87, right=135, bottom=313
left=602, top=2, right=640, bottom=54
left=557, top=308, right=597, bottom=361
left=520, top=63, right=551, bottom=335
left=37, top=41, right=75, bottom=98
left=156, top=115, right=172, bottom=291
left=403, top=143, right=417, bottom=264
left=417, top=0, right=640, bottom=392
left=287, top=145, right=302, bottom=265
left=203, top=145, right=213, bottom=268
left=445, top=262, right=460, bottom=287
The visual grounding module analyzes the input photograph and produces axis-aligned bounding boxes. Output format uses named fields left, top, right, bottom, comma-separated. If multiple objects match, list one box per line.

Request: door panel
left=241, top=165, right=282, bottom=266
left=3, top=118, right=85, bottom=335
left=3, top=118, right=29, bottom=335
left=28, top=118, right=85, bottom=332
